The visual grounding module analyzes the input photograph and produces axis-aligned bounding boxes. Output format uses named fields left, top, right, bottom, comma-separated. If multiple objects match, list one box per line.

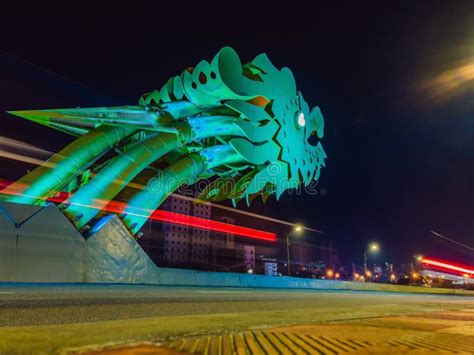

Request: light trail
left=0, top=145, right=324, bottom=233
left=149, top=210, right=276, bottom=241
left=421, top=59, right=474, bottom=101
left=171, top=192, right=324, bottom=233
left=430, top=230, right=474, bottom=252
left=0, top=136, right=53, bottom=156
left=421, top=258, right=474, bottom=276
left=0, top=151, right=55, bottom=168
left=72, top=198, right=277, bottom=242
left=0, top=182, right=277, bottom=242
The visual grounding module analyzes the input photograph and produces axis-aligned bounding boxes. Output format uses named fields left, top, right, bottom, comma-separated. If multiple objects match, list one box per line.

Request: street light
left=364, top=242, right=380, bottom=275
left=287, top=224, right=304, bottom=277
left=369, top=242, right=380, bottom=252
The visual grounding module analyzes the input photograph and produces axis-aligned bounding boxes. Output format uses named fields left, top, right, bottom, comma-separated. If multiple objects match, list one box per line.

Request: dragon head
left=140, top=47, right=327, bottom=205
left=3, top=47, right=327, bottom=234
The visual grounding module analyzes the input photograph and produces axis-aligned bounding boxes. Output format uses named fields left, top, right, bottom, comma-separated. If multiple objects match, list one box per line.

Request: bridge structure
left=0, top=47, right=326, bottom=283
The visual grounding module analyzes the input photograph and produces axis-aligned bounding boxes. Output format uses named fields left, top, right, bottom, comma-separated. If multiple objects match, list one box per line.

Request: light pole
left=287, top=224, right=304, bottom=277
left=364, top=242, right=380, bottom=276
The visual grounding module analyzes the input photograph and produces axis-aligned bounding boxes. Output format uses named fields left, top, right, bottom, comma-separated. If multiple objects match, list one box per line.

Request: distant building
left=213, top=216, right=235, bottom=248
left=138, top=193, right=336, bottom=278
left=291, top=239, right=339, bottom=277
left=211, top=216, right=237, bottom=270
left=243, top=245, right=255, bottom=270
left=190, top=199, right=211, bottom=264
left=262, top=257, right=278, bottom=276
left=162, top=196, right=191, bottom=264
left=161, top=195, right=211, bottom=265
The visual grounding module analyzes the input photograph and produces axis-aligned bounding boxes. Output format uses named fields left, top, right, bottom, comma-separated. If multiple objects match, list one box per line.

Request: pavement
left=0, top=283, right=473, bottom=353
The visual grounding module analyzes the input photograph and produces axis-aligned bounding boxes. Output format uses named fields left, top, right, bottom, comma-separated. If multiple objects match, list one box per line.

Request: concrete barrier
left=154, top=267, right=474, bottom=296
left=86, top=215, right=161, bottom=285
left=194, top=271, right=241, bottom=287
left=1, top=201, right=473, bottom=296
left=158, top=268, right=198, bottom=286
left=0, top=201, right=86, bottom=283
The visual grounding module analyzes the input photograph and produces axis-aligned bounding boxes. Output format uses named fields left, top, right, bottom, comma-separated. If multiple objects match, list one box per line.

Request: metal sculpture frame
left=1, top=47, right=326, bottom=237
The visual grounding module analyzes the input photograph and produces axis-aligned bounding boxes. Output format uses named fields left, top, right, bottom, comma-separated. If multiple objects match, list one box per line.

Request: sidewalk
left=81, top=308, right=474, bottom=354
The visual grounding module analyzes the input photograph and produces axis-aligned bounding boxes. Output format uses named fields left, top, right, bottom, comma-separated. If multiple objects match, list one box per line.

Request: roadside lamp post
left=287, top=224, right=304, bottom=277
left=364, top=242, right=380, bottom=275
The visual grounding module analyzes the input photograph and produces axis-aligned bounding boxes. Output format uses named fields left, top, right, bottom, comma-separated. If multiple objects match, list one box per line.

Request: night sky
left=1, top=2, right=473, bottom=265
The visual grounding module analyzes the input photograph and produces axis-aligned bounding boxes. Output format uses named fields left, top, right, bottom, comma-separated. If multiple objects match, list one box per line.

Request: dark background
left=1, top=2, right=473, bottom=266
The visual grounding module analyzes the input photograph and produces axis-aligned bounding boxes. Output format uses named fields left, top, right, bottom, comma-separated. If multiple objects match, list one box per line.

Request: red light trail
left=149, top=210, right=276, bottom=241
left=0, top=179, right=277, bottom=242
left=421, top=258, right=474, bottom=276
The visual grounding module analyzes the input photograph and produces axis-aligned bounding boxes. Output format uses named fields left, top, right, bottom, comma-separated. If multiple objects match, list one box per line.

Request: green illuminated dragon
left=1, top=47, right=326, bottom=236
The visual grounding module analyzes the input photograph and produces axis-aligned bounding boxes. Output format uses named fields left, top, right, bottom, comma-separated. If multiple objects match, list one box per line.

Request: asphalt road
left=0, top=284, right=474, bottom=354
left=1, top=282, right=473, bottom=327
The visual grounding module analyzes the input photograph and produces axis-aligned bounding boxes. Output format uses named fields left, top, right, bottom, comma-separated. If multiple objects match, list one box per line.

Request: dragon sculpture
left=0, top=47, right=326, bottom=237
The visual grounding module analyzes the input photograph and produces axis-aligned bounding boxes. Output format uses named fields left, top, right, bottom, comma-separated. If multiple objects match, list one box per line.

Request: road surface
left=0, top=283, right=473, bottom=353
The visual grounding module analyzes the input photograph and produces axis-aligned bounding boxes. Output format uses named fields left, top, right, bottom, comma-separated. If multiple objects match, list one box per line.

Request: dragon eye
left=296, top=112, right=306, bottom=128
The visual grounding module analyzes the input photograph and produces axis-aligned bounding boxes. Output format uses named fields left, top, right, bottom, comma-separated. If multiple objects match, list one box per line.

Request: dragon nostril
left=210, top=71, right=217, bottom=79
left=191, top=82, right=197, bottom=89
left=307, top=133, right=319, bottom=147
